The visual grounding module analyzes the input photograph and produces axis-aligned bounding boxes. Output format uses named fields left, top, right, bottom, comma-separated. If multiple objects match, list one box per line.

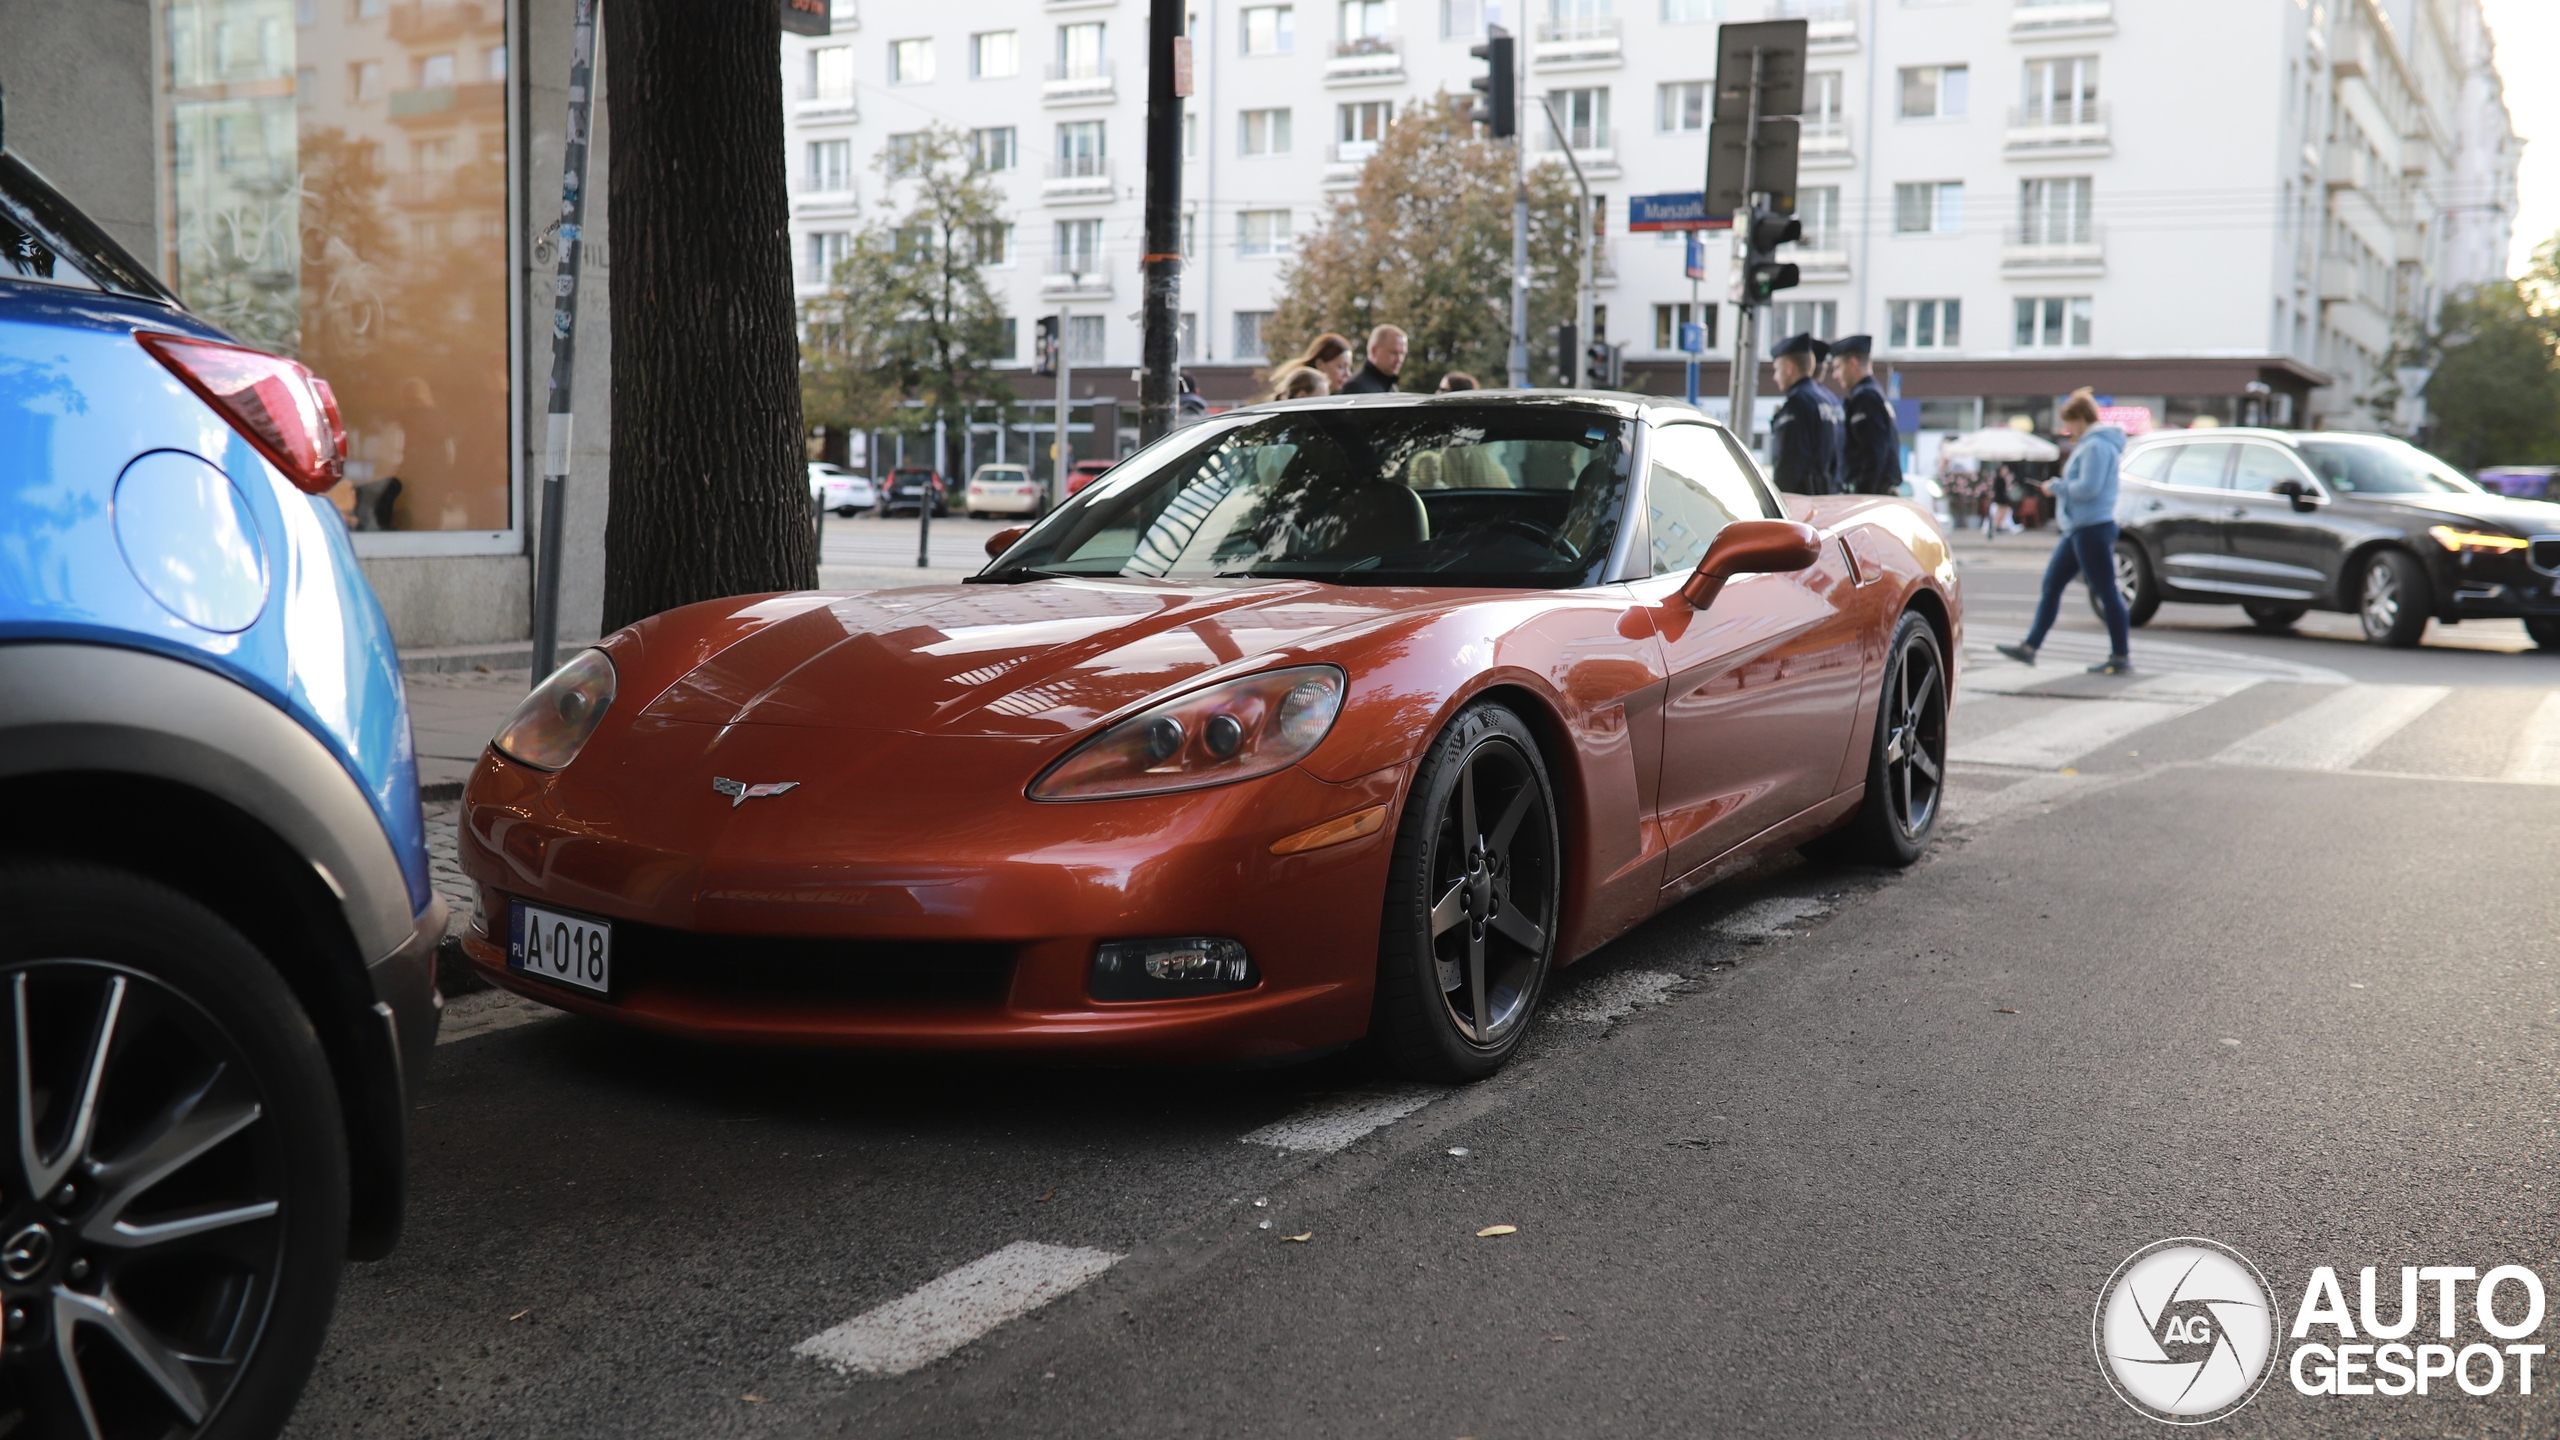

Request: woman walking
left=1995, top=389, right=2133, bottom=675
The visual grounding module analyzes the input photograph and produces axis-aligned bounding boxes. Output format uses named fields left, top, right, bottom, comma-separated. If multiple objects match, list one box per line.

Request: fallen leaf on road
left=1036, top=1187, right=1057, bottom=1203
left=1993, top=1007, right=2017, bottom=1014
left=1477, top=1225, right=1517, bottom=1238
left=743, top=1394, right=768, bottom=1404
left=1283, top=1231, right=1314, bottom=1242
left=507, top=1310, right=530, bottom=1321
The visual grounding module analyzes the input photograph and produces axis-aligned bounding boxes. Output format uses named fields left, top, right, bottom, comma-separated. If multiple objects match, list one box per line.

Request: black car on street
left=880, top=465, right=948, bottom=517
left=2102, top=428, right=2560, bottom=648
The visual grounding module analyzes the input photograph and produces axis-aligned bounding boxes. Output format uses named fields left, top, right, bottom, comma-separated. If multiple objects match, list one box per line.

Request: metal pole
left=1052, top=308, right=1072, bottom=508
left=1138, top=0, right=1186, bottom=443
left=1725, top=44, right=1766, bottom=447
left=528, top=0, right=598, bottom=683
left=919, top=415, right=940, bottom=567
left=1687, top=260, right=1701, bottom=405
left=1507, top=32, right=1528, bottom=388
left=1536, top=98, right=1592, bottom=388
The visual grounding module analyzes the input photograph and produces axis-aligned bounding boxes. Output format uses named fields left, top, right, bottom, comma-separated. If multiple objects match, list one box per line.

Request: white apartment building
left=785, top=0, right=2515, bottom=445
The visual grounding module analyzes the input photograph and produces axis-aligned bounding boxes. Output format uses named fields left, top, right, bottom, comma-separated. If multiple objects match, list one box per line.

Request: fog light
left=1089, top=937, right=1257, bottom=1001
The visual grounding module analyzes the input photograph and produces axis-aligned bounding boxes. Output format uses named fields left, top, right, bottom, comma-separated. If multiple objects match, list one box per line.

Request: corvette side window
left=1647, top=424, right=1769, bottom=577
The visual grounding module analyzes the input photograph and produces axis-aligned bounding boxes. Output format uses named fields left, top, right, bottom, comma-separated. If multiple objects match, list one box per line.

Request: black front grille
left=615, top=923, right=1014, bottom=1007
left=2531, top=537, right=2560, bottom=574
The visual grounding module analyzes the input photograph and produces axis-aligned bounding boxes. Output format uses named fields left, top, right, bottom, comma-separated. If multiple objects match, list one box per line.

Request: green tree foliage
left=800, top=125, right=1015, bottom=465
left=1265, top=98, right=1583, bottom=392
left=2420, top=231, right=2560, bottom=471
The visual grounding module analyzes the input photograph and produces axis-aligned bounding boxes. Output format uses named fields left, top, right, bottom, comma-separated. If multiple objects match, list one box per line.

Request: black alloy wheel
left=0, top=864, right=347, bottom=1440
left=1373, top=703, right=1561, bottom=1082
left=2358, top=549, right=2432, bottom=648
left=1808, top=611, right=1949, bottom=867
left=2243, top=602, right=2306, bottom=633
left=2086, top=539, right=2160, bottom=627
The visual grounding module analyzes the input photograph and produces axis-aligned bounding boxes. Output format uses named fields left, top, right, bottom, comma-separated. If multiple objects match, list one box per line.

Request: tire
left=2528, top=617, right=2560, bottom=651
left=2357, top=549, right=2431, bottom=647
left=1806, top=611, right=1949, bottom=868
left=0, top=861, right=348, bottom=1440
left=1371, top=702, right=1562, bottom=1082
left=2087, top=539, right=2160, bottom=627
left=2243, top=602, right=2306, bottom=632
left=835, top=506, right=857, bottom=518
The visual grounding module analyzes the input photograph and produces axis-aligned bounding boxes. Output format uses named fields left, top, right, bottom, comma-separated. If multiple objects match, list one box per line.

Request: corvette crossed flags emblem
left=712, top=777, right=801, bottom=807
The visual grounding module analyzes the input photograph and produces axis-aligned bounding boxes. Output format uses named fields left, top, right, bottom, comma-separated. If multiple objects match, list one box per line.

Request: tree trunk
left=602, top=0, right=812, bottom=631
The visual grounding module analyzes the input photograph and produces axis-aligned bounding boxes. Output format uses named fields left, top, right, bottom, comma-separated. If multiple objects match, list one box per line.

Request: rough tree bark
left=602, top=0, right=813, bottom=630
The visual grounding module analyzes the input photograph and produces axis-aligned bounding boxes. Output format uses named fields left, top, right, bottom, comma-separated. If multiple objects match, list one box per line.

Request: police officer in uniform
left=1766, top=332, right=1844, bottom=496
left=1830, top=334, right=1901, bottom=495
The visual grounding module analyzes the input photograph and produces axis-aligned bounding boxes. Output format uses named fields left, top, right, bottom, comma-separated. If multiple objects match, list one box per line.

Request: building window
left=347, top=58, right=379, bottom=100
left=2015, top=296, right=2092, bottom=348
left=808, top=45, right=853, bottom=99
left=1658, top=80, right=1705, bottom=133
left=1185, top=111, right=1199, bottom=157
left=1790, top=186, right=1840, bottom=251
left=1242, top=4, right=1295, bottom=52
left=416, top=52, right=453, bottom=87
left=1337, top=100, right=1392, bottom=158
left=1661, top=0, right=1711, bottom=21
left=972, top=126, right=1018, bottom=171
left=1180, top=310, right=1199, bottom=362
left=972, top=30, right=1019, bottom=79
left=1549, top=87, right=1609, bottom=150
left=804, top=230, right=851, bottom=284
left=483, top=44, right=505, bottom=80
left=1240, top=209, right=1293, bottom=257
left=1441, top=0, right=1503, bottom=36
left=890, top=37, right=935, bottom=85
left=884, top=132, right=925, bottom=177
left=807, top=138, right=853, bottom=192
left=1065, top=314, right=1106, bottom=363
left=1893, top=180, right=1963, bottom=234
left=1234, top=310, right=1274, bottom=358
left=1055, top=217, right=1103, bottom=271
left=1897, top=64, right=1967, bottom=119
left=1182, top=212, right=1197, bottom=257
left=1653, top=302, right=1715, bottom=351
left=2022, top=55, right=2098, bottom=125
left=1056, top=120, right=1105, bottom=175
left=1770, top=299, right=1836, bottom=338
left=1339, top=0, right=1391, bottom=42
left=2018, top=176, right=2091, bottom=245
left=1805, top=70, right=1842, bottom=130
left=972, top=222, right=1014, bottom=267
left=1241, top=107, right=1293, bottom=155
left=980, top=317, right=1018, bottom=360
left=1057, top=22, right=1105, bottom=79
left=1887, top=298, right=1961, bottom=349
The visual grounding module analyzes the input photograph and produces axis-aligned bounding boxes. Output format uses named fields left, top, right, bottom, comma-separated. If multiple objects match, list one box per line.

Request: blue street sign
left=1680, top=322, right=1707, bottom=355
left=1684, top=232, right=1708, bottom=280
left=1629, top=192, right=1720, bottom=232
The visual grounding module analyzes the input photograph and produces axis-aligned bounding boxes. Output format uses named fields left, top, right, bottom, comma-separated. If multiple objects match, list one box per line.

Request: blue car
left=0, top=144, right=439, bottom=1433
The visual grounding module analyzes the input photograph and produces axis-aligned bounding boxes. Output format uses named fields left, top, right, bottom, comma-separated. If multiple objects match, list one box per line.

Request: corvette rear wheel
left=1807, top=611, right=1948, bottom=867
left=1373, top=703, right=1560, bottom=1082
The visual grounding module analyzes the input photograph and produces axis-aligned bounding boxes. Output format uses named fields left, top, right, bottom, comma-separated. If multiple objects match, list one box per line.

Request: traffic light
left=1033, top=315, right=1060, bottom=377
left=1740, top=204, right=1802, bottom=305
left=1556, top=320, right=1578, bottom=386
left=1468, top=29, right=1515, bottom=139
left=1587, top=341, right=1623, bottom=389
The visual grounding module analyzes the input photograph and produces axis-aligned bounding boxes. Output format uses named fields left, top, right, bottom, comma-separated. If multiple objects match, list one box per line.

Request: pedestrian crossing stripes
left=2501, top=692, right=2560, bottom=786
left=2214, top=684, right=2451, bottom=772
left=1951, top=699, right=2201, bottom=771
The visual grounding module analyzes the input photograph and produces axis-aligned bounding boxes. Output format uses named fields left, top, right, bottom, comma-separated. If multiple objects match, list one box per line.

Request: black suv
left=2104, top=428, right=2560, bottom=648
left=880, top=466, right=947, bottom=517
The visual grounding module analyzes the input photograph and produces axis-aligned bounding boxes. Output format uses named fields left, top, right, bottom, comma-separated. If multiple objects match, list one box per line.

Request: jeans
left=2024, top=521, right=2132, bottom=657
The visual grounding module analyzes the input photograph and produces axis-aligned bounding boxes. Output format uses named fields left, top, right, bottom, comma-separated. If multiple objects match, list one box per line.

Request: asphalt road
left=288, top=531, right=2560, bottom=1437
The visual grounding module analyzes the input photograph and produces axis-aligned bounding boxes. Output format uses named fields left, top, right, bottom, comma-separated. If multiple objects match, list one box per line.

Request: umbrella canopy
left=1941, top=428, right=2062, bottom=462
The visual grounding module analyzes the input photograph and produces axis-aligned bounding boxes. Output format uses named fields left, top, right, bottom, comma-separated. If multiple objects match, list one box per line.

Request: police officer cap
left=1771, top=332, right=1829, bottom=362
left=1830, top=334, right=1873, bottom=358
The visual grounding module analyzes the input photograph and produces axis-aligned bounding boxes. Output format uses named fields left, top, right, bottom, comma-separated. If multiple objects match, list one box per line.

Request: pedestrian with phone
left=1996, top=389, right=2132, bottom=675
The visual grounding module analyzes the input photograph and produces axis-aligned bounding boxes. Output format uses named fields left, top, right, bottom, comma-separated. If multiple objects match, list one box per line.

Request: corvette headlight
left=492, top=648, right=618, bottom=771
left=1031, top=665, right=1346, bottom=801
left=2428, top=525, right=2529, bottom=554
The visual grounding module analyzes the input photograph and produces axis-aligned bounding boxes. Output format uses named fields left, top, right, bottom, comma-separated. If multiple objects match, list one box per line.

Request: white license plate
left=509, top=903, right=612, bottom=994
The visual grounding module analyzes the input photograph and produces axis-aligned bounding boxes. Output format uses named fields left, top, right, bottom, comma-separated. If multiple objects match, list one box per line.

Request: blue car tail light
left=136, top=331, right=348, bottom=493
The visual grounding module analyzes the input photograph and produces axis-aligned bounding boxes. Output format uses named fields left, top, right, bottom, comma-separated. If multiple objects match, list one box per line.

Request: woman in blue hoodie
left=1996, top=388, right=2133, bottom=674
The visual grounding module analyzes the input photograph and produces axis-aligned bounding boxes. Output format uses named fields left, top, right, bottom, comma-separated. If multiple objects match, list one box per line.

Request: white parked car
left=810, top=462, right=877, bottom=516
left=965, top=463, right=1045, bottom=518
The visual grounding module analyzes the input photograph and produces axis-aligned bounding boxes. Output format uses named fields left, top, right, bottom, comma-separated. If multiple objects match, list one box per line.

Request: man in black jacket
left=1830, top=334, right=1902, bottom=494
left=1340, top=325, right=1406, bottom=393
left=1766, top=332, right=1843, bottom=495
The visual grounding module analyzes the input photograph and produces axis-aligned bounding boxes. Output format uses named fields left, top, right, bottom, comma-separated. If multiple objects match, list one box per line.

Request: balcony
left=2008, top=0, right=2114, bottom=37
left=1531, top=16, right=1622, bottom=68
left=386, top=0, right=495, bottom=44
left=2394, top=222, right=2425, bottom=263
left=2316, top=257, right=2357, bottom=303
left=1756, top=0, right=1856, bottom=52
left=2004, top=100, right=2110, bottom=156
left=2323, top=140, right=2367, bottom=191
left=1043, top=60, right=1115, bottom=104
left=1800, top=117, right=1852, bottom=167
left=387, top=81, right=503, bottom=125
left=1324, top=35, right=1404, bottom=84
left=794, top=87, right=860, bottom=121
left=793, top=184, right=859, bottom=215
left=1043, top=155, right=1115, bottom=201
left=1043, top=253, right=1113, bottom=297
left=2000, top=223, right=2105, bottom=276
left=1537, top=144, right=1620, bottom=180
left=1325, top=140, right=1380, bottom=185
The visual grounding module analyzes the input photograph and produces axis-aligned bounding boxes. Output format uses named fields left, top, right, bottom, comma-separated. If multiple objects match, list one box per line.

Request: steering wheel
left=1490, top=516, right=1580, bottom=561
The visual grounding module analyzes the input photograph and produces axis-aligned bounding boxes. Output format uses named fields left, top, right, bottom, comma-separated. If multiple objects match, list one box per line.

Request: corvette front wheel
left=1372, top=702, right=1561, bottom=1082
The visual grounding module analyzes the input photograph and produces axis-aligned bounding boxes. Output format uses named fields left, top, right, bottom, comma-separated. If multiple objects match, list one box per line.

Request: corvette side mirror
left=986, top=525, right=1029, bottom=559
left=1679, top=519, right=1824, bottom=609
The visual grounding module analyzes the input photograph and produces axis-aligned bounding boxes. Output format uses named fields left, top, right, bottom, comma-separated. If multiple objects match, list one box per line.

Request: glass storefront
left=161, top=0, right=513, bottom=536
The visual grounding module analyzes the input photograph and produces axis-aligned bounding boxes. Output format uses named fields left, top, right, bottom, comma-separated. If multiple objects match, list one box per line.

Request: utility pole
left=918, top=414, right=940, bottom=567
left=1537, top=97, right=1594, bottom=389
left=1508, top=47, right=1530, bottom=390
left=528, top=0, right=596, bottom=682
left=1053, top=308, right=1073, bottom=509
left=1725, top=43, right=1766, bottom=447
left=1138, top=0, right=1189, bottom=444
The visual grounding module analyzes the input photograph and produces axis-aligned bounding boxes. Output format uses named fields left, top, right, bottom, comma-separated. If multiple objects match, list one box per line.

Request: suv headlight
left=1030, top=666, right=1346, bottom=801
left=2428, top=526, right=2528, bottom=554
left=493, top=649, right=618, bottom=771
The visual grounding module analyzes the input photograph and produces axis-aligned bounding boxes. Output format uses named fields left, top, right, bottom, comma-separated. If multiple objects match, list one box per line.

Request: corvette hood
left=635, top=579, right=1439, bottom=738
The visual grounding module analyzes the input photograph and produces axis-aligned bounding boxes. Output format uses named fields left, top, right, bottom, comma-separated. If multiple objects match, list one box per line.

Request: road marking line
left=1549, top=969, right=1681, bottom=1023
left=2502, top=692, right=2560, bottom=785
left=435, top=989, right=562, bottom=1045
left=1942, top=770, right=2098, bottom=828
left=2215, top=684, right=2451, bottom=771
left=793, top=1241, right=1122, bottom=1376
left=1948, top=699, right=2198, bottom=770
left=1241, top=1086, right=1442, bottom=1153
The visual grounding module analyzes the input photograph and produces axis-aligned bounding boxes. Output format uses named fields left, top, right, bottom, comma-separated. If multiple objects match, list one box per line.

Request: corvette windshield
left=990, top=404, right=1635, bottom=586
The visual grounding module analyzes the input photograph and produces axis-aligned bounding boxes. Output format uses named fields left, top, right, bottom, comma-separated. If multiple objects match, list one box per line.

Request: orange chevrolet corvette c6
left=458, top=393, right=1960, bottom=1080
